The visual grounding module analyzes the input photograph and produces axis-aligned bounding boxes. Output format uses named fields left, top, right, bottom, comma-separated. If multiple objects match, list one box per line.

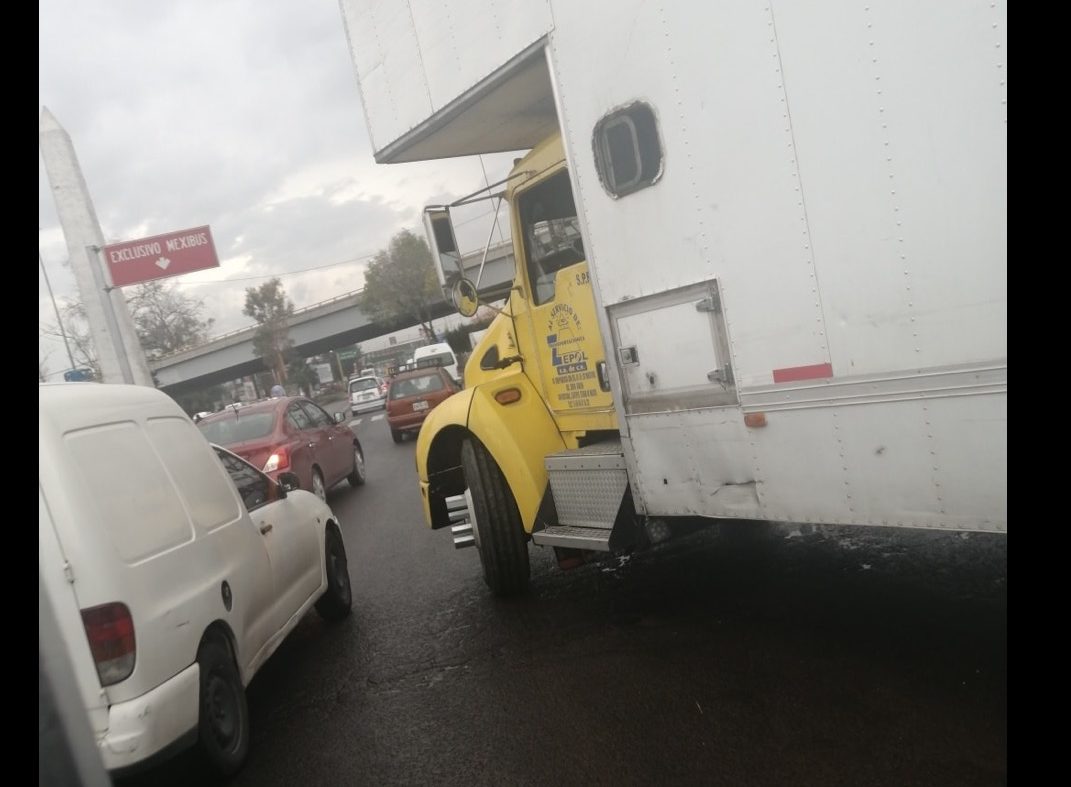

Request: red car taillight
left=80, top=602, right=136, bottom=686
left=263, top=444, right=291, bottom=472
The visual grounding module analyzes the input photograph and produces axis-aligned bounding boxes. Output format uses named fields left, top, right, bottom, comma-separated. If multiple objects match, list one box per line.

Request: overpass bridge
left=152, top=242, right=514, bottom=394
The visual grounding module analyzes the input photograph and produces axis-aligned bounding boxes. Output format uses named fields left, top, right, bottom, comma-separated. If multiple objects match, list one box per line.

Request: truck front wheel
left=461, top=438, right=530, bottom=596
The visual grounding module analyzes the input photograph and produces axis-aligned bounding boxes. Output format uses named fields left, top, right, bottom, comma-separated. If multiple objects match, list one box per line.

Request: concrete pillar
left=40, top=107, right=154, bottom=386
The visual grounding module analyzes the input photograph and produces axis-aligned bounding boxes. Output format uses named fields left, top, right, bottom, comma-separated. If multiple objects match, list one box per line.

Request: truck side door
left=513, top=168, right=615, bottom=419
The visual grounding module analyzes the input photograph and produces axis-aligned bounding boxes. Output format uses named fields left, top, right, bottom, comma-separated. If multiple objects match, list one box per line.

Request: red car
left=197, top=397, right=366, bottom=501
left=386, top=366, right=460, bottom=443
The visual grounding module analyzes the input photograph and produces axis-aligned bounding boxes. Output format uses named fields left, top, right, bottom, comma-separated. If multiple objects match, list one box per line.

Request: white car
left=349, top=375, right=386, bottom=415
left=39, top=383, right=352, bottom=776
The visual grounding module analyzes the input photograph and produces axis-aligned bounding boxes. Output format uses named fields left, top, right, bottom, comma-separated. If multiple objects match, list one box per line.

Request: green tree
left=359, top=229, right=442, bottom=341
left=243, top=278, right=294, bottom=384
left=287, top=357, right=320, bottom=398
left=127, top=280, right=215, bottom=359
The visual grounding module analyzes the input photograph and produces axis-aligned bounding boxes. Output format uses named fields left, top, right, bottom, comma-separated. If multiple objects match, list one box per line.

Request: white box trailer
left=340, top=0, right=1006, bottom=593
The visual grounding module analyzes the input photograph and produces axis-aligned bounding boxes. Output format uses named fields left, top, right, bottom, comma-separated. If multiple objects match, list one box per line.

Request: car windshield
left=416, top=352, right=454, bottom=369
left=350, top=378, right=379, bottom=392
left=197, top=411, right=275, bottom=444
left=390, top=373, right=445, bottom=399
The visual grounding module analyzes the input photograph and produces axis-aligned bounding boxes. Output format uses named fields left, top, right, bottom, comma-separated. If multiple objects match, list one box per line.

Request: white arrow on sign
left=155, top=256, right=171, bottom=270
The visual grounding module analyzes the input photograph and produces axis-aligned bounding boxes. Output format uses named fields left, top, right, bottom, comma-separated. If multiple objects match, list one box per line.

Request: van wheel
left=347, top=443, right=366, bottom=487
left=316, top=525, right=352, bottom=621
left=461, top=438, right=530, bottom=596
left=391, top=429, right=404, bottom=444
left=197, top=635, right=249, bottom=776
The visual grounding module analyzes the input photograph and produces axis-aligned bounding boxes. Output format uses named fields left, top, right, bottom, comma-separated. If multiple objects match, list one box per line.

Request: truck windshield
left=519, top=170, right=585, bottom=305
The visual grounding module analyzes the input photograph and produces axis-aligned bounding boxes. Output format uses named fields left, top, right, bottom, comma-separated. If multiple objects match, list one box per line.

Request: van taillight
left=80, top=603, right=136, bottom=686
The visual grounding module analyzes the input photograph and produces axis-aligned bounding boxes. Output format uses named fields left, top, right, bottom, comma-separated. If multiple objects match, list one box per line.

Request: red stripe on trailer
left=772, top=363, right=834, bottom=383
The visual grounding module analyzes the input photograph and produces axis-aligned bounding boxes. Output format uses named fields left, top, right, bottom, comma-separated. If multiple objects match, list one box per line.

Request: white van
left=39, top=383, right=353, bottom=775
left=412, top=342, right=460, bottom=386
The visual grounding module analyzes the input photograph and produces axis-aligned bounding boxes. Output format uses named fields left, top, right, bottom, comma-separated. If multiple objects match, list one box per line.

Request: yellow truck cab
left=415, top=134, right=630, bottom=594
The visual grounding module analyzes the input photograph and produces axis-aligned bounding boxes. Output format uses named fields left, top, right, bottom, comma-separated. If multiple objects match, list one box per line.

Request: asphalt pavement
left=120, top=408, right=1006, bottom=786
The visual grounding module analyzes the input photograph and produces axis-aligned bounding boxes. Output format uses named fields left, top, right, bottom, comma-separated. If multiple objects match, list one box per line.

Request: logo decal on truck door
left=545, top=303, right=600, bottom=406
left=546, top=304, right=587, bottom=374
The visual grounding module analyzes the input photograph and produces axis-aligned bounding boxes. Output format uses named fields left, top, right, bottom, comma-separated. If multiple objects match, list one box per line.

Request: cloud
left=39, top=0, right=522, bottom=361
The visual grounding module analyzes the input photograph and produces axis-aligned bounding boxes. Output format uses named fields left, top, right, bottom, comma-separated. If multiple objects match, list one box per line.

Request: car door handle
left=259, top=524, right=273, bottom=535
left=308, top=442, right=314, bottom=449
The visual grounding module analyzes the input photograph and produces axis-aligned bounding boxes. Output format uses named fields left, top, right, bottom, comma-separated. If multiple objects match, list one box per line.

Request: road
left=121, top=408, right=1006, bottom=786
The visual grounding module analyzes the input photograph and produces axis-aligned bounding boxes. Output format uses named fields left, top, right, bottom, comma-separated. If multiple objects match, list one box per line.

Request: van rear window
left=416, top=352, right=454, bottom=368
left=147, top=417, right=240, bottom=533
left=65, top=422, right=192, bottom=563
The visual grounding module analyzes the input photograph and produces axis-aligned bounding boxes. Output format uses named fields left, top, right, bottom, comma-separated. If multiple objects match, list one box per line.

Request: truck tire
left=196, top=634, right=249, bottom=776
left=391, top=429, right=404, bottom=444
left=461, top=438, right=529, bottom=596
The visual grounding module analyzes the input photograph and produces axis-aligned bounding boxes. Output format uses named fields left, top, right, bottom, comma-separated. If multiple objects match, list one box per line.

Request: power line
left=172, top=251, right=379, bottom=286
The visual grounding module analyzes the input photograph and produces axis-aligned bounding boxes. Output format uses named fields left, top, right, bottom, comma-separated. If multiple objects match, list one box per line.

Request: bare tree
left=40, top=301, right=101, bottom=380
left=126, top=280, right=215, bottom=359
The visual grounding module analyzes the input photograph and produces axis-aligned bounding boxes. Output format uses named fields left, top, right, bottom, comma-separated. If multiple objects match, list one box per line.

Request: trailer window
left=519, top=170, right=585, bottom=305
left=593, top=102, right=663, bottom=198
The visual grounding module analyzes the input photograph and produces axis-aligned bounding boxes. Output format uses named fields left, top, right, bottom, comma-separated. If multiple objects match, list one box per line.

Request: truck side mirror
left=451, top=278, right=480, bottom=317
left=423, top=206, right=463, bottom=296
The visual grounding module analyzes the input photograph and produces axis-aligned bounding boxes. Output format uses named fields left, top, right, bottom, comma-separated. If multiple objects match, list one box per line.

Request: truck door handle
left=308, top=442, right=314, bottom=449
left=259, top=524, right=273, bottom=535
left=597, top=360, right=611, bottom=392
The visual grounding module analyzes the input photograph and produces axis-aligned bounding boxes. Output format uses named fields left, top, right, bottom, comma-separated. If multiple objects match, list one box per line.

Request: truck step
left=544, top=440, right=627, bottom=529
left=532, top=525, right=613, bottom=551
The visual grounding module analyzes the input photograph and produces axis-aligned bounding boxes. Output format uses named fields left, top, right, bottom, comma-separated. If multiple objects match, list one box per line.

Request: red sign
left=103, top=225, right=219, bottom=287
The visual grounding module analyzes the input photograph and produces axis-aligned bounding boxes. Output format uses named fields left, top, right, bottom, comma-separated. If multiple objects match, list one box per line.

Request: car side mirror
left=333, top=412, right=345, bottom=423
left=278, top=472, right=301, bottom=494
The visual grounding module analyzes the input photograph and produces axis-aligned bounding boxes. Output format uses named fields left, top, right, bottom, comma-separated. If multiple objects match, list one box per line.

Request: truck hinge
left=63, top=561, right=75, bottom=584
left=695, top=293, right=721, bottom=313
left=707, top=364, right=734, bottom=386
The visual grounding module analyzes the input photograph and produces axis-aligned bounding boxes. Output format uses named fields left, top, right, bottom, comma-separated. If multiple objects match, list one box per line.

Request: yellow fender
left=415, top=371, right=566, bottom=534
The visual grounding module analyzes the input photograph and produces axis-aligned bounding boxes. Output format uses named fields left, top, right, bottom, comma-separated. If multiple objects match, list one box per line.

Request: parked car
left=197, top=396, right=365, bottom=501
left=386, top=365, right=460, bottom=443
left=39, top=383, right=353, bottom=776
left=348, top=375, right=387, bottom=415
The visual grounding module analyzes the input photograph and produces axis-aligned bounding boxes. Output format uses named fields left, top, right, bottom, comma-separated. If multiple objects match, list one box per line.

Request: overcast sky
left=39, top=0, right=517, bottom=378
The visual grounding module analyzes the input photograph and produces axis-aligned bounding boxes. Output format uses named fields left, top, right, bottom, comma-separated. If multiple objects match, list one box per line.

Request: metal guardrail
left=154, top=240, right=514, bottom=363
left=153, top=287, right=367, bottom=360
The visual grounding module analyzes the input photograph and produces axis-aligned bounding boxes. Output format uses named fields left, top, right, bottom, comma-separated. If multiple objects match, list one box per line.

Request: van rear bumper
left=99, top=663, right=200, bottom=771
